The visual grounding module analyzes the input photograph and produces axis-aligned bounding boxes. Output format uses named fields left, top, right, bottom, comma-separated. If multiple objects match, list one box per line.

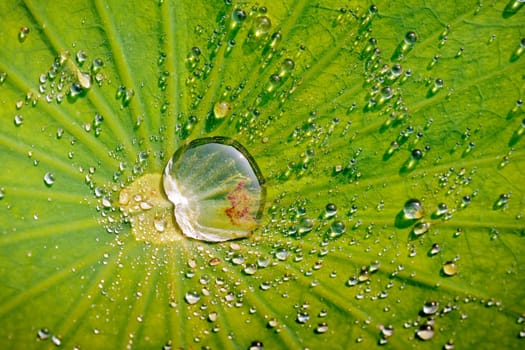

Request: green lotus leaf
left=1, top=0, right=524, bottom=349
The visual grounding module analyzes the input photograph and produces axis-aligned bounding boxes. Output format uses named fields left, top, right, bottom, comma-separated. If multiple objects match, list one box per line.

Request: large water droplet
left=163, top=137, right=266, bottom=242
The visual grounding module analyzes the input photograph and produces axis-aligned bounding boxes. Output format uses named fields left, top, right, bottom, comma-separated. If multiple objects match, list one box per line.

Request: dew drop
left=429, top=244, right=441, bottom=256
left=404, top=31, right=418, bottom=45
left=213, top=101, right=232, bottom=119
left=326, top=220, right=345, bottom=239
left=184, top=291, right=201, bottom=305
left=69, top=82, right=83, bottom=97
left=51, top=335, right=62, bottom=346
left=232, top=8, right=246, bottom=23
left=76, top=50, right=87, bottom=64
left=249, top=341, right=264, bottom=350
left=243, top=263, right=257, bottom=275
left=403, top=199, right=424, bottom=219
left=36, top=328, right=50, bottom=340
left=413, top=222, right=430, bottom=236
left=296, top=311, right=310, bottom=324
left=315, top=322, right=329, bottom=334
left=154, top=217, right=167, bottom=232
left=435, top=203, right=448, bottom=217
left=416, top=324, right=434, bottom=340
left=422, top=301, right=439, bottom=315
left=442, top=261, right=458, bottom=276
left=14, top=114, right=23, bottom=126
left=163, top=137, right=265, bottom=242
left=43, top=172, right=55, bottom=187
left=380, top=324, right=394, bottom=338
left=252, top=15, right=271, bottom=38
left=0, top=71, right=7, bottom=84
left=323, top=203, right=337, bottom=218
left=18, top=26, right=30, bottom=42
left=444, top=339, right=455, bottom=350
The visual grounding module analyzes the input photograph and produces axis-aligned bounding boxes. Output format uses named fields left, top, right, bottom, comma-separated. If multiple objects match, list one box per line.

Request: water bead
left=253, top=15, right=271, bottom=37
left=163, top=137, right=266, bottom=242
left=213, top=101, right=232, bottom=119
left=43, top=172, right=55, bottom=187
left=435, top=203, right=448, bottom=216
left=422, top=301, right=439, bottom=315
left=404, top=31, right=418, bottom=45
left=412, top=221, right=430, bottom=236
left=416, top=324, right=435, bottom=340
left=442, top=261, right=458, bottom=276
left=403, top=199, right=424, bottom=219
left=232, top=9, right=247, bottom=23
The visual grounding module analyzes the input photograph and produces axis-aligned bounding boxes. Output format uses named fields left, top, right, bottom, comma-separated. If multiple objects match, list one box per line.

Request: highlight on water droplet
left=163, top=137, right=266, bottom=242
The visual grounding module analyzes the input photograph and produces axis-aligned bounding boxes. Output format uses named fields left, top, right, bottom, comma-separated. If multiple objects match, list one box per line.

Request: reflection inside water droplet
left=163, top=137, right=266, bottom=242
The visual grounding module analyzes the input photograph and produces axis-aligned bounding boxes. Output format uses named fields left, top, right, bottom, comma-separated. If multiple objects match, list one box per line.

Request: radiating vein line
left=167, top=243, right=187, bottom=347
left=2, top=187, right=87, bottom=203
left=160, top=1, right=185, bottom=162
left=0, top=64, right=116, bottom=172
left=0, top=217, right=99, bottom=246
left=122, top=247, right=161, bottom=350
left=229, top=0, right=310, bottom=110
left=0, top=243, right=111, bottom=316
left=0, top=132, right=86, bottom=182
left=211, top=266, right=303, bottom=349
left=94, top=0, right=153, bottom=157
left=410, top=57, right=525, bottom=114
left=21, top=0, right=137, bottom=168
left=52, top=248, right=121, bottom=342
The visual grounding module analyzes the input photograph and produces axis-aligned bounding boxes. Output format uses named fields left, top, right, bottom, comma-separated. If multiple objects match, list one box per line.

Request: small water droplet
left=323, top=203, right=337, bottom=218
left=252, top=15, right=271, bottom=38
left=213, top=101, right=232, bottom=119
left=416, top=324, right=434, bottom=340
left=184, top=291, right=201, bottom=305
left=249, top=340, right=264, bottom=350
left=495, top=193, right=511, bottom=208
left=435, top=203, right=448, bottom=217
left=69, top=82, right=83, bottom=97
left=43, top=172, right=55, bottom=187
left=422, top=301, right=439, bottom=315
left=154, top=217, right=167, bottom=232
left=429, top=244, right=441, bottom=256
left=92, top=58, right=104, bottom=73
left=315, top=322, right=329, bottom=334
left=14, top=114, right=23, bottom=126
left=19, top=26, right=30, bottom=42
left=51, top=335, right=62, bottom=346
left=444, top=339, right=455, bottom=350
left=232, top=8, right=247, bottom=23
left=36, top=328, right=50, bottom=340
left=403, top=199, right=424, bottom=219
left=404, top=31, right=417, bottom=45
left=442, top=261, right=458, bottom=276
left=413, top=222, right=430, bottom=236
left=325, top=220, right=345, bottom=239
left=296, top=311, right=310, bottom=324
left=380, top=324, right=394, bottom=338
left=76, top=50, right=87, bottom=64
